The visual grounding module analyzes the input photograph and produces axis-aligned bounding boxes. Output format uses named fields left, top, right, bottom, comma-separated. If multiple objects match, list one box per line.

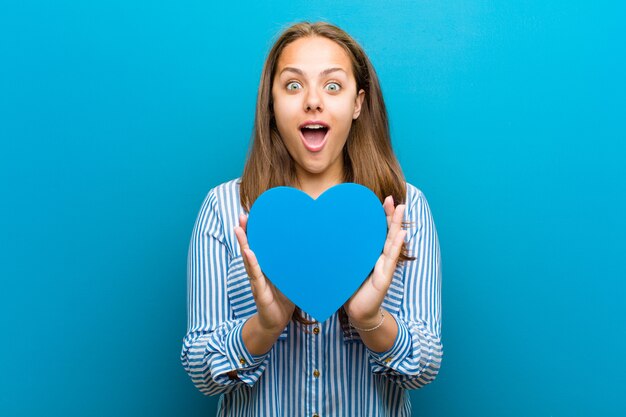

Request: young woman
left=181, top=22, right=442, bottom=416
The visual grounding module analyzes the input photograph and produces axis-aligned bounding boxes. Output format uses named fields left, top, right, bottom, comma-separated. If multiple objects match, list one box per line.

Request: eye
left=286, top=81, right=302, bottom=91
left=325, top=82, right=341, bottom=92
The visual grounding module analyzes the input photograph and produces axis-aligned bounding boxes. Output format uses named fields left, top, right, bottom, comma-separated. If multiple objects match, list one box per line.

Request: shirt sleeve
left=180, top=187, right=270, bottom=395
left=366, top=188, right=444, bottom=389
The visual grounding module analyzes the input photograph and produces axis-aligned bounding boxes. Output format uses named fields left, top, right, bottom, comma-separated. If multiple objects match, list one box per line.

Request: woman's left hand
left=343, top=196, right=407, bottom=327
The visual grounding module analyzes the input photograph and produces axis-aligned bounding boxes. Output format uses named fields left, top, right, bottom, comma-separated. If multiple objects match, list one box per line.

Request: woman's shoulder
left=403, top=181, right=438, bottom=229
left=404, top=181, right=426, bottom=207
left=207, top=177, right=241, bottom=199
left=404, top=181, right=438, bottom=221
left=195, top=178, right=242, bottom=223
left=194, top=178, right=243, bottom=250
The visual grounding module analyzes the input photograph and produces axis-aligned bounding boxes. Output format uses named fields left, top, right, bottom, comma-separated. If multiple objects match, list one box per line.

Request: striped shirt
left=180, top=178, right=443, bottom=417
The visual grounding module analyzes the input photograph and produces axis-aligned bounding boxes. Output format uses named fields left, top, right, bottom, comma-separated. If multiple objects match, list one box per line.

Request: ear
left=352, top=89, right=366, bottom=120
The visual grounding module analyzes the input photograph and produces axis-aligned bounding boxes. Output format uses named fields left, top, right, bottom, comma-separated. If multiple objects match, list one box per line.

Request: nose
left=304, top=87, right=323, bottom=112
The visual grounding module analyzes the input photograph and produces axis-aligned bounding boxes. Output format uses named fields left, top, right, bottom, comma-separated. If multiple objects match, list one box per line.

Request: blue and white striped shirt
left=180, top=178, right=443, bottom=417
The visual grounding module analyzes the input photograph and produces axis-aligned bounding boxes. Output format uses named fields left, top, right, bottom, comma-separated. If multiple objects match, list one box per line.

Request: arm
left=234, top=213, right=296, bottom=356
left=366, top=189, right=443, bottom=389
left=180, top=188, right=270, bottom=396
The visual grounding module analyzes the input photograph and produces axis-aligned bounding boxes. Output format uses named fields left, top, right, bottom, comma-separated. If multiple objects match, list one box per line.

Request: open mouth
left=299, top=124, right=329, bottom=152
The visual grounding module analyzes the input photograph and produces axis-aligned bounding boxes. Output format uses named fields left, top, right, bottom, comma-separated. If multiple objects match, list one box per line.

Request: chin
left=298, top=160, right=329, bottom=175
left=304, top=166, right=328, bottom=175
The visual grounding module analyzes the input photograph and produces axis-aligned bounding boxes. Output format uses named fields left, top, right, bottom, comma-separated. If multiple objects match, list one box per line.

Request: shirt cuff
left=225, top=319, right=270, bottom=372
left=367, top=316, right=412, bottom=371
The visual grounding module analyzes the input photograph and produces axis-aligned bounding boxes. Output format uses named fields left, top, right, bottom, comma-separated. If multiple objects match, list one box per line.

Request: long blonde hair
left=240, top=21, right=413, bottom=329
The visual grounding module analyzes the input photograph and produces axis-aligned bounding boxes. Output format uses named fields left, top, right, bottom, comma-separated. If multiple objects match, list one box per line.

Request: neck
left=295, top=164, right=345, bottom=199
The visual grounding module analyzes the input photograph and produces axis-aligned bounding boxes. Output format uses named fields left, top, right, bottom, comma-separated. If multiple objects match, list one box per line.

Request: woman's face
left=272, top=36, right=365, bottom=184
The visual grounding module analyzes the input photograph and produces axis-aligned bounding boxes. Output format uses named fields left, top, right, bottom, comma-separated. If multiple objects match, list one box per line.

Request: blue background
left=1, top=1, right=624, bottom=416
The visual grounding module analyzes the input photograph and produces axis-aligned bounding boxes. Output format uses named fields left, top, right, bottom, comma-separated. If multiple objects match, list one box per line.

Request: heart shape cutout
left=247, top=183, right=387, bottom=323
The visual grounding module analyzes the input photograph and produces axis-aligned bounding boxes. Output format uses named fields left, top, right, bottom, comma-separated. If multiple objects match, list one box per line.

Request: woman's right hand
left=234, top=213, right=295, bottom=334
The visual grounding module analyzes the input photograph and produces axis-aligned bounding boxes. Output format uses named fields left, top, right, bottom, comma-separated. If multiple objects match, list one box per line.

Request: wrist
left=243, top=315, right=286, bottom=357
left=256, top=315, right=290, bottom=336
left=348, top=308, right=386, bottom=332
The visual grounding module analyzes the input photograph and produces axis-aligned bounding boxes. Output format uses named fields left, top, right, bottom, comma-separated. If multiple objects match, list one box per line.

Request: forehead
left=276, top=36, right=353, bottom=76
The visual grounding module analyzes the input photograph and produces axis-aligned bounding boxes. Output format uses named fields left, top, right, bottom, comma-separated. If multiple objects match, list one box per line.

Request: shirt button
left=313, top=327, right=320, bottom=335
left=384, top=356, right=393, bottom=363
left=313, top=414, right=320, bottom=417
left=313, top=369, right=320, bottom=378
left=239, top=357, right=247, bottom=365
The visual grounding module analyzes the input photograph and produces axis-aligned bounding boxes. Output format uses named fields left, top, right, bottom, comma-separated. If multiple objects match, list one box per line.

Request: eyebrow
left=279, top=67, right=347, bottom=77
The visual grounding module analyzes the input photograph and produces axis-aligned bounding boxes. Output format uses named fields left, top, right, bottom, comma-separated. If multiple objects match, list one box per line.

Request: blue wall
left=1, top=1, right=624, bottom=416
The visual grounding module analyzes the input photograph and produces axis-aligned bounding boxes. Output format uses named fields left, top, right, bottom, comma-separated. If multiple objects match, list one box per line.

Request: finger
left=382, top=229, right=407, bottom=277
left=235, top=227, right=271, bottom=303
left=243, top=248, right=269, bottom=296
left=384, top=204, right=405, bottom=256
left=369, top=255, right=391, bottom=293
left=243, top=248, right=264, bottom=282
left=234, top=224, right=250, bottom=253
left=239, top=213, right=249, bottom=233
left=238, top=242, right=252, bottom=273
left=235, top=226, right=257, bottom=280
left=383, top=195, right=394, bottom=229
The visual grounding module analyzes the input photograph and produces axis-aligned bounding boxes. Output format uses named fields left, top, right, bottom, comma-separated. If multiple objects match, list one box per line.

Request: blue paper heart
left=246, top=183, right=387, bottom=323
